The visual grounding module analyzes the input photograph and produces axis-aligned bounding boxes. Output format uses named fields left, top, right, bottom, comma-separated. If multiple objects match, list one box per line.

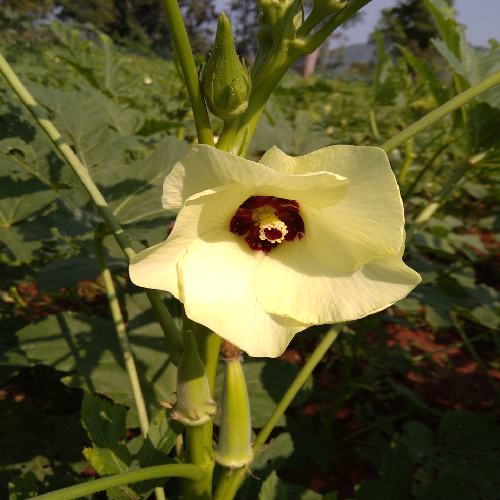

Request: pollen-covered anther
left=259, top=218, right=288, bottom=243
left=230, top=195, right=305, bottom=253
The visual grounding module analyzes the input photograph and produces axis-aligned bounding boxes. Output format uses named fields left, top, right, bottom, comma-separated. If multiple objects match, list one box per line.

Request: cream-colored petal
left=254, top=237, right=421, bottom=324
left=301, top=202, right=404, bottom=272
left=255, top=171, right=348, bottom=208
left=178, top=230, right=309, bottom=357
left=260, top=145, right=404, bottom=268
left=162, top=145, right=277, bottom=211
left=129, top=184, right=254, bottom=297
left=162, top=145, right=349, bottom=211
left=259, top=146, right=298, bottom=174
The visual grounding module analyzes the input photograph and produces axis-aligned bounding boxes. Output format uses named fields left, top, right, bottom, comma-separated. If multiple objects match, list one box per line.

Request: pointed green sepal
left=171, top=330, right=218, bottom=427
left=215, top=360, right=254, bottom=468
left=201, top=13, right=251, bottom=121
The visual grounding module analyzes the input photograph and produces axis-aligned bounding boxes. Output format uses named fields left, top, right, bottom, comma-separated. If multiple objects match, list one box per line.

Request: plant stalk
left=32, top=464, right=207, bottom=500
left=94, top=230, right=150, bottom=437
left=159, top=0, right=214, bottom=146
left=381, top=69, right=500, bottom=153
left=0, top=51, right=183, bottom=365
left=94, top=231, right=168, bottom=500
left=185, top=424, right=215, bottom=500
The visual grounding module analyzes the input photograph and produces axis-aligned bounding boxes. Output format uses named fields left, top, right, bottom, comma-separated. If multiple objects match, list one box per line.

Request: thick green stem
left=0, top=51, right=183, bottom=365
left=159, top=0, right=214, bottom=146
left=216, top=119, right=238, bottom=152
left=185, top=425, right=215, bottom=500
left=194, top=325, right=221, bottom=472
left=94, top=230, right=150, bottom=437
left=32, top=464, right=207, bottom=500
left=381, top=69, right=500, bottom=153
left=213, top=325, right=342, bottom=500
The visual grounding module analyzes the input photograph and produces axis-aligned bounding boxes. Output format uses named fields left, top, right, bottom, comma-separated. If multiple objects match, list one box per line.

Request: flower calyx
left=201, top=13, right=251, bottom=122
left=170, top=330, right=218, bottom=426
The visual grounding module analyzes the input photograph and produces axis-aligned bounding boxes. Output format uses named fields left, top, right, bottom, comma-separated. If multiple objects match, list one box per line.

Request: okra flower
left=129, top=145, right=420, bottom=357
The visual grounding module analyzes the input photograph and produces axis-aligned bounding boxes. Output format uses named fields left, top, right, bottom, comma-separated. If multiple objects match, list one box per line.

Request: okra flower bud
left=201, top=13, right=251, bottom=121
left=170, top=330, right=218, bottom=426
left=215, top=346, right=253, bottom=468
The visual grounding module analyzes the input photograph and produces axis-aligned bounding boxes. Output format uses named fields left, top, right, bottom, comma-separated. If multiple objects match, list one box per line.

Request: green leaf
left=424, top=0, right=460, bottom=58
left=94, top=135, right=189, bottom=227
left=82, top=393, right=132, bottom=475
left=30, top=85, right=119, bottom=170
left=417, top=473, right=479, bottom=500
left=373, top=30, right=397, bottom=106
left=236, top=433, right=294, bottom=500
left=0, top=400, right=87, bottom=469
left=81, top=393, right=136, bottom=500
left=16, top=313, right=137, bottom=419
left=396, top=45, right=449, bottom=106
left=8, top=472, right=38, bottom=500
left=0, top=316, right=30, bottom=385
left=356, top=436, right=413, bottom=500
left=36, top=254, right=127, bottom=291
left=252, top=433, right=294, bottom=474
left=132, top=410, right=183, bottom=494
left=0, top=215, right=58, bottom=263
left=52, top=193, right=101, bottom=238
left=0, top=176, right=57, bottom=227
left=259, top=471, right=288, bottom=500
left=15, top=310, right=178, bottom=428
left=250, top=103, right=331, bottom=157
left=402, top=422, right=435, bottom=460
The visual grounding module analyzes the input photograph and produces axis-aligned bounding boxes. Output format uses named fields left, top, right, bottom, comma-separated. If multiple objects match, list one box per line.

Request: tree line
left=1, top=0, right=452, bottom=68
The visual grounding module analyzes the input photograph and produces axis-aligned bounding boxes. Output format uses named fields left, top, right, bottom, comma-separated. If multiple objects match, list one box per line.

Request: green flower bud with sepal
left=170, top=330, right=218, bottom=427
left=215, top=355, right=254, bottom=468
left=201, top=13, right=251, bottom=121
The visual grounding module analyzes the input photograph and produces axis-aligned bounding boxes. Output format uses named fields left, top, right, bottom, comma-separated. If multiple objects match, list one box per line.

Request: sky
left=340, top=0, right=500, bottom=47
left=217, top=0, right=500, bottom=48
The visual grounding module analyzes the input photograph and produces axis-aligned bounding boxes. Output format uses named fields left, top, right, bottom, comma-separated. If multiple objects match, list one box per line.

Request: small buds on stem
left=201, top=13, right=251, bottom=122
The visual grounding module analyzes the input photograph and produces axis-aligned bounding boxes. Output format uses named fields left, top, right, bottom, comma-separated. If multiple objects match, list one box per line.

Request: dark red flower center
left=230, top=196, right=305, bottom=253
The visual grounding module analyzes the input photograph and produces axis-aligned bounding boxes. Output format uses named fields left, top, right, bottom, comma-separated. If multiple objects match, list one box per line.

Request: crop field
left=1, top=10, right=500, bottom=500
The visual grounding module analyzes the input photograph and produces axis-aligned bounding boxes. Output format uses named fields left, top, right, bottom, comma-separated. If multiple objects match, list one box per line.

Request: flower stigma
left=230, top=196, right=305, bottom=253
